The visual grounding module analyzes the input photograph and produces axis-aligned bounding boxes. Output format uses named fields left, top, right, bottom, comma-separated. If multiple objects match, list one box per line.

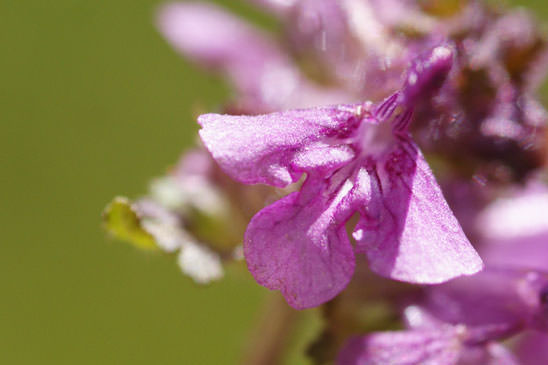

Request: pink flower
left=338, top=267, right=548, bottom=364
left=198, top=46, right=482, bottom=309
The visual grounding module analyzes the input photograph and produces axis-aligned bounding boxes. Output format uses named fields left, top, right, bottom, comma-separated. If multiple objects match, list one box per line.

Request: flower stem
left=242, top=292, right=299, bottom=365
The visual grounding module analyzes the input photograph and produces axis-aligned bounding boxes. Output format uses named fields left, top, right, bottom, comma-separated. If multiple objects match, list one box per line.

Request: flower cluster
left=105, top=0, right=548, bottom=363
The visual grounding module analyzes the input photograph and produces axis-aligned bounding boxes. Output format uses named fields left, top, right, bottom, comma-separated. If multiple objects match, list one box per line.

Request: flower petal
left=157, top=3, right=289, bottom=106
left=157, top=2, right=281, bottom=78
left=244, top=179, right=355, bottom=309
left=459, top=343, right=519, bottom=365
left=337, top=328, right=462, bottom=365
left=198, top=105, right=360, bottom=187
left=157, top=2, right=350, bottom=111
left=354, top=139, right=482, bottom=283
left=423, top=268, right=542, bottom=332
left=247, top=0, right=296, bottom=14
left=479, top=183, right=548, bottom=271
left=515, top=332, right=548, bottom=365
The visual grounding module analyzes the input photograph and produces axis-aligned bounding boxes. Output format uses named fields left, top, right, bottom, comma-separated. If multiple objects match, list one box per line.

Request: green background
left=1, top=0, right=546, bottom=363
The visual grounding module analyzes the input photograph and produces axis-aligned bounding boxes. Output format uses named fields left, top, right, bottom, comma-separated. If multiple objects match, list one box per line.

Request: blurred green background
left=1, top=0, right=547, bottom=364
